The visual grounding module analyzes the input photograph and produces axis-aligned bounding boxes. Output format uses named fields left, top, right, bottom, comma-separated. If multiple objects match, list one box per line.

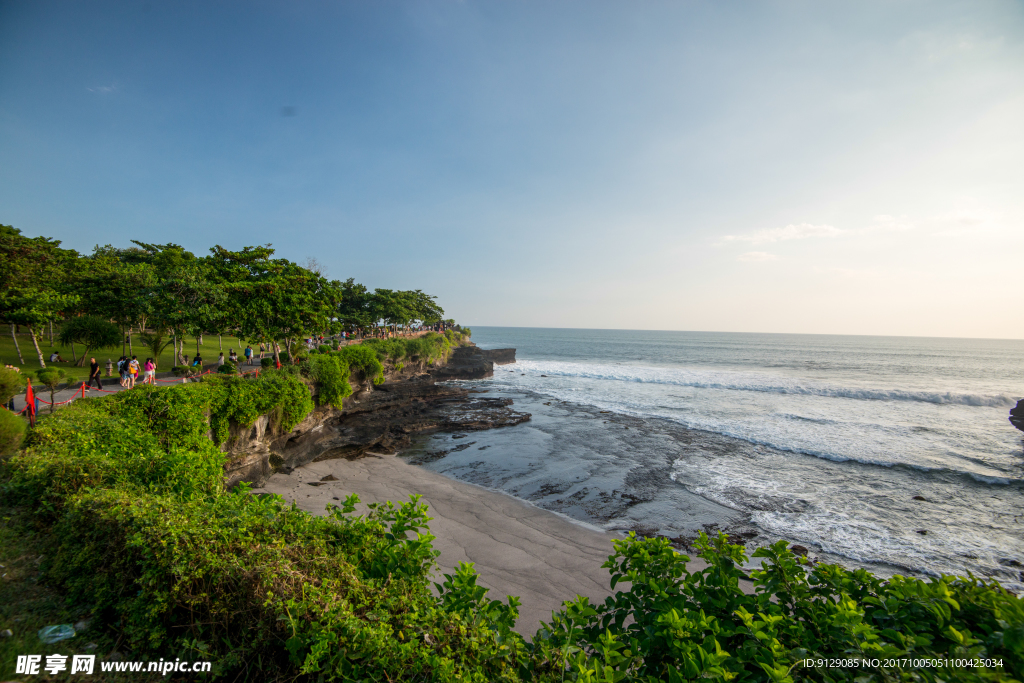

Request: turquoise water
left=423, top=328, right=1024, bottom=589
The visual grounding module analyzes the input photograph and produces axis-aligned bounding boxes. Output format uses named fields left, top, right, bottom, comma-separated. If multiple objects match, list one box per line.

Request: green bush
left=530, top=532, right=1024, bottom=682
left=318, top=345, right=332, bottom=354
left=261, top=357, right=275, bottom=369
left=0, top=367, right=25, bottom=405
left=333, top=345, right=385, bottom=385
left=0, top=407, right=26, bottom=456
left=303, top=354, right=352, bottom=408
left=217, top=362, right=238, bottom=374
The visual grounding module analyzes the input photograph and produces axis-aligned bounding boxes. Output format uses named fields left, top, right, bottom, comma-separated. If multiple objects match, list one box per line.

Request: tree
left=138, top=244, right=225, bottom=363
left=209, top=245, right=338, bottom=366
left=72, top=247, right=156, bottom=357
left=334, top=278, right=374, bottom=334
left=35, top=367, right=66, bottom=413
left=0, top=225, right=80, bottom=368
left=138, top=329, right=173, bottom=368
left=56, top=315, right=122, bottom=366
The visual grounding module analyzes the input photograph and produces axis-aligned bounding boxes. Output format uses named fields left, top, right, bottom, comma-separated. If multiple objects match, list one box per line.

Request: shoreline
left=252, top=450, right=713, bottom=635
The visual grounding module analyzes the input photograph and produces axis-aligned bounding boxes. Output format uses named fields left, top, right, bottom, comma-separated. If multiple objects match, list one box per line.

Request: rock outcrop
left=430, top=345, right=495, bottom=380
left=223, top=345, right=525, bottom=489
left=479, top=348, right=516, bottom=365
left=1010, top=399, right=1024, bottom=433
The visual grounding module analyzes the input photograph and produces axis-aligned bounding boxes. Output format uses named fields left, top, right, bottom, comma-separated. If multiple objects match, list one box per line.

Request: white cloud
left=865, top=214, right=914, bottom=232
left=721, top=223, right=843, bottom=244
left=87, top=84, right=117, bottom=93
left=737, top=251, right=778, bottom=262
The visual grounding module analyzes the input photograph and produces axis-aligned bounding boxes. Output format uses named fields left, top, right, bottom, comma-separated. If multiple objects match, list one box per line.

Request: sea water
left=407, top=328, right=1024, bottom=590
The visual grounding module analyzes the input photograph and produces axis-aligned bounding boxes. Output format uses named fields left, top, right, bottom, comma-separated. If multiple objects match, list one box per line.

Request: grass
left=0, top=333, right=263, bottom=383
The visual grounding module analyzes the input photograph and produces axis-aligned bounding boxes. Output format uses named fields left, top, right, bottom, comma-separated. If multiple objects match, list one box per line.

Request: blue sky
left=2, top=1, right=1022, bottom=337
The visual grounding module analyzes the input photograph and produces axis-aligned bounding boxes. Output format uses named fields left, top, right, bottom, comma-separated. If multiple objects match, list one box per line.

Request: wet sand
left=252, top=451, right=710, bottom=635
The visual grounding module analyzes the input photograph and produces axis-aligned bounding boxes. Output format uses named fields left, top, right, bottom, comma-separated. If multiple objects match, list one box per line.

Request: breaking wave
left=510, top=360, right=1016, bottom=407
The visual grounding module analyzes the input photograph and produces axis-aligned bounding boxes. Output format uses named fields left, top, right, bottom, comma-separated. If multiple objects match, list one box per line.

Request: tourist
left=117, top=356, right=128, bottom=387
left=143, top=357, right=156, bottom=385
left=244, top=345, right=253, bottom=365
left=259, top=343, right=266, bottom=360
left=216, top=352, right=225, bottom=367
left=88, top=357, right=102, bottom=390
left=128, top=355, right=140, bottom=388
left=49, top=351, right=67, bottom=363
left=229, top=349, right=238, bottom=363
left=192, top=353, right=203, bottom=370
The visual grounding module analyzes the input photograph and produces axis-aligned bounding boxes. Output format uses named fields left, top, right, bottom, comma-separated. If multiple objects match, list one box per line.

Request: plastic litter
left=38, top=624, right=75, bottom=644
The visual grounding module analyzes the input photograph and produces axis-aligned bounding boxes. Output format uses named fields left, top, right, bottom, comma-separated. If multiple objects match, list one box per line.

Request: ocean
left=404, top=328, right=1024, bottom=591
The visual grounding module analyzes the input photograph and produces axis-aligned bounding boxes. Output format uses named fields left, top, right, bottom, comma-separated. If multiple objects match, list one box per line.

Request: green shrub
left=35, top=367, right=67, bottom=410
left=0, top=367, right=25, bottom=405
left=303, top=354, right=352, bottom=408
left=42, top=487, right=523, bottom=681
left=217, top=362, right=237, bottom=374
left=333, top=345, right=385, bottom=385
left=318, top=345, right=332, bottom=354
left=531, top=532, right=1024, bottom=682
left=0, top=407, right=26, bottom=456
left=261, top=357, right=275, bottom=369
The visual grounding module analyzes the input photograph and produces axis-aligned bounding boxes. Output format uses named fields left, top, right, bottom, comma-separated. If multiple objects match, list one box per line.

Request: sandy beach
left=253, top=451, right=710, bottom=635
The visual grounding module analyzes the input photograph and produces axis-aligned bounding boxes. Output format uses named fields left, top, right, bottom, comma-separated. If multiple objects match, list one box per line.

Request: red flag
left=25, top=378, right=35, bottom=425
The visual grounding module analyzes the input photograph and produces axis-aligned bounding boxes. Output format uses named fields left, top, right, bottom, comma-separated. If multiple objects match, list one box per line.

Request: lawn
left=0, top=331, right=264, bottom=383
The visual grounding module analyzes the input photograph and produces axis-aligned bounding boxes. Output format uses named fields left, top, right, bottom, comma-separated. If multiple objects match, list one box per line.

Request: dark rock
left=431, top=346, right=494, bottom=380
left=1010, top=399, right=1024, bottom=432
left=790, top=545, right=809, bottom=556
left=916, top=529, right=928, bottom=535
left=478, top=348, right=516, bottom=365
left=913, top=495, right=927, bottom=501
left=224, top=355, right=531, bottom=489
left=320, top=474, right=338, bottom=481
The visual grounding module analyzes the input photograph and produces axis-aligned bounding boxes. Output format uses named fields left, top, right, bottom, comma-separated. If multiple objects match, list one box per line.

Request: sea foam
left=510, top=360, right=1016, bottom=407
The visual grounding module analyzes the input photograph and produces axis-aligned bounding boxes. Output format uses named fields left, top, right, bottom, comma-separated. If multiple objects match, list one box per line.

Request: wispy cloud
left=87, top=84, right=117, bottom=94
left=721, top=223, right=843, bottom=245
left=737, top=251, right=778, bottom=262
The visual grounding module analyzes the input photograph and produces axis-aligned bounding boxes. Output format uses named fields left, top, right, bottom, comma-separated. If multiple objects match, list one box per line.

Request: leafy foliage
left=0, top=407, right=26, bottom=456
left=333, top=344, right=385, bottom=385
left=531, top=532, right=1023, bottom=682
left=0, top=367, right=25, bottom=405
left=56, top=315, right=121, bottom=365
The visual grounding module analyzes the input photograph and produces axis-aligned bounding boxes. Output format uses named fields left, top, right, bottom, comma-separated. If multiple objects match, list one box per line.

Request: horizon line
left=465, top=325, right=1024, bottom=343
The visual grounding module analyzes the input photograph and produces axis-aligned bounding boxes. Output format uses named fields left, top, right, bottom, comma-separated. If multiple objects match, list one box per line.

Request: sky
left=1, top=1, right=1022, bottom=338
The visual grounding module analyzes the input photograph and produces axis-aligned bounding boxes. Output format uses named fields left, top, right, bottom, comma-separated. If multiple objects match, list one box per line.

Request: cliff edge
left=1010, top=399, right=1024, bottom=433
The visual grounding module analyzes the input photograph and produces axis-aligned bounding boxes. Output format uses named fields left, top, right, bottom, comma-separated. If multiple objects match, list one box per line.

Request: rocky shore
left=224, top=345, right=527, bottom=488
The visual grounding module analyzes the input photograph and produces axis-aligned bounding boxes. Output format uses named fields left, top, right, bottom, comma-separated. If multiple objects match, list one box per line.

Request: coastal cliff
left=224, top=344, right=523, bottom=488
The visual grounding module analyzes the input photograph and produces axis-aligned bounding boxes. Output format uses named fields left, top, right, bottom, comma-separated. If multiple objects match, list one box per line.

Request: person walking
left=128, top=355, right=140, bottom=388
left=117, top=356, right=128, bottom=387
left=143, top=357, right=156, bottom=385
left=244, top=345, right=253, bottom=365
left=192, top=353, right=203, bottom=370
left=88, top=357, right=103, bottom=390
left=259, top=343, right=265, bottom=360
left=216, top=352, right=225, bottom=367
